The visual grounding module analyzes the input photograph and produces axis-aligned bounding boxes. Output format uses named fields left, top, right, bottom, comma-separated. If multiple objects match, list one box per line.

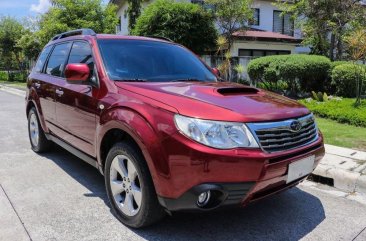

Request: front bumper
left=156, top=132, right=325, bottom=211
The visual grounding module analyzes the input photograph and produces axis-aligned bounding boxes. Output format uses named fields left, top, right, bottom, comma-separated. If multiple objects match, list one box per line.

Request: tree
left=0, top=16, right=24, bottom=76
left=345, top=28, right=366, bottom=106
left=275, top=0, right=365, bottom=61
left=127, top=0, right=145, bottom=32
left=17, top=32, right=42, bottom=62
left=205, top=0, right=253, bottom=48
left=38, top=0, right=118, bottom=45
left=132, top=0, right=217, bottom=55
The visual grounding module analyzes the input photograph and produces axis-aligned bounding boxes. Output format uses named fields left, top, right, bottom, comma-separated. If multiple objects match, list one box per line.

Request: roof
left=96, top=34, right=171, bottom=42
left=46, top=33, right=172, bottom=47
left=232, top=30, right=302, bottom=43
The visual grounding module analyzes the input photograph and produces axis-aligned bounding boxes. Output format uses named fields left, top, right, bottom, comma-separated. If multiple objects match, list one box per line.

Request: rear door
left=42, top=42, right=73, bottom=135
left=54, top=40, right=98, bottom=156
left=30, top=45, right=55, bottom=124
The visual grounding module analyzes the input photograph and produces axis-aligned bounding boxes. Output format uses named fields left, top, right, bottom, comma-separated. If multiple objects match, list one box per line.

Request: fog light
left=197, top=191, right=211, bottom=207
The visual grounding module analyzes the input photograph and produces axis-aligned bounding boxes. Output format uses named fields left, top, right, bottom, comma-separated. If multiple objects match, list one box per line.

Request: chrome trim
left=246, top=114, right=319, bottom=153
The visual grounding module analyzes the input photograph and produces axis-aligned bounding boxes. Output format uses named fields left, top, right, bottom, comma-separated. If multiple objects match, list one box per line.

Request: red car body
left=26, top=32, right=325, bottom=213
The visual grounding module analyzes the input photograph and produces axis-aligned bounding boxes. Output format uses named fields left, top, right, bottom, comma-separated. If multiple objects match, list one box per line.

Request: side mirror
left=65, top=63, right=90, bottom=84
left=212, top=67, right=221, bottom=77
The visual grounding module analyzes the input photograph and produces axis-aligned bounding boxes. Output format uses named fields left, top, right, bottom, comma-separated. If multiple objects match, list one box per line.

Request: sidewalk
left=313, top=144, right=366, bottom=194
left=1, top=84, right=365, bottom=194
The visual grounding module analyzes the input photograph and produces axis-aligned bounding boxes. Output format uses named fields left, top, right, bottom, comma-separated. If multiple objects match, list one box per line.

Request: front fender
left=96, top=106, right=177, bottom=196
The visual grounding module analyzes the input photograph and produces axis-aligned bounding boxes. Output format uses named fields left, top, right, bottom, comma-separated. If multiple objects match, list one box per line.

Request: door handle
left=56, top=89, right=64, bottom=97
left=35, top=83, right=41, bottom=88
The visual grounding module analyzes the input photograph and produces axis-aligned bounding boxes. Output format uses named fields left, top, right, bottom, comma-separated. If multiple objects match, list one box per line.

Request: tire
left=105, top=142, right=166, bottom=228
left=28, top=107, right=51, bottom=153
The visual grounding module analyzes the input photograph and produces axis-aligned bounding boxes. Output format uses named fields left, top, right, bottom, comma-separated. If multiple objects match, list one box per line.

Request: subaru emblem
left=290, top=120, right=302, bottom=132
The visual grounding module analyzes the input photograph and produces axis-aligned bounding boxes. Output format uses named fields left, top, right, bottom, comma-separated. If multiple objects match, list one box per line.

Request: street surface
left=0, top=90, right=366, bottom=241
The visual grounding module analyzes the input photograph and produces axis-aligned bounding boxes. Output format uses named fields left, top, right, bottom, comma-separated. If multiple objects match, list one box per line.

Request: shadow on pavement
left=42, top=145, right=325, bottom=241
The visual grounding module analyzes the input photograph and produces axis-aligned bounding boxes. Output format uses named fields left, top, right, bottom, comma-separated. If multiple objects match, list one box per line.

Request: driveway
left=0, top=90, right=366, bottom=241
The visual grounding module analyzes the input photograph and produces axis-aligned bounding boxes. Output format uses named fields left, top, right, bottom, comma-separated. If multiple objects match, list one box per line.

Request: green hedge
left=247, top=55, right=331, bottom=93
left=0, top=71, right=27, bottom=82
left=330, top=61, right=349, bottom=71
left=299, top=98, right=366, bottom=127
left=0, top=71, right=7, bottom=81
left=331, top=64, right=366, bottom=98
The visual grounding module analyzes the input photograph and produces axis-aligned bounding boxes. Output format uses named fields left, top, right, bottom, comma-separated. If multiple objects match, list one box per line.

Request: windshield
left=98, top=39, right=217, bottom=82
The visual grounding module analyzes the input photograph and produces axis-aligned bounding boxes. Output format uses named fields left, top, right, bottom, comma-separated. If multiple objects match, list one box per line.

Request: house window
left=273, top=10, right=294, bottom=36
left=238, top=49, right=291, bottom=57
left=250, top=8, right=260, bottom=26
left=116, top=16, right=122, bottom=32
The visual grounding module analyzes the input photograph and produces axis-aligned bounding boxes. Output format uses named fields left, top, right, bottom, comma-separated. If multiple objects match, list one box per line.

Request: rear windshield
left=97, top=39, right=217, bottom=82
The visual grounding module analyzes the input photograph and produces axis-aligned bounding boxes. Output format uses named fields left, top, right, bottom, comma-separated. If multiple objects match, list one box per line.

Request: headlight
left=174, top=114, right=259, bottom=149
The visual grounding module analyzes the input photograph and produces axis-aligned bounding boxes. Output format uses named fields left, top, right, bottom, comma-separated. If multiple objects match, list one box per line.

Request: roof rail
left=146, top=35, right=173, bottom=42
left=50, top=29, right=96, bottom=42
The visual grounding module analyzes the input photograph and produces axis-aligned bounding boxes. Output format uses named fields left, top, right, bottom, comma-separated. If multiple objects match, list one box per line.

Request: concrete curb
left=312, top=165, right=363, bottom=193
left=312, top=145, right=366, bottom=194
left=0, top=85, right=26, bottom=97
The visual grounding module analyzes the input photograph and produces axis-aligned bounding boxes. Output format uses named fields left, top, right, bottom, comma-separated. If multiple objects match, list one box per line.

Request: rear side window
left=34, top=46, right=52, bottom=73
left=45, top=42, right=72, bottom=77
left=67, top=41, right=94, bottom=78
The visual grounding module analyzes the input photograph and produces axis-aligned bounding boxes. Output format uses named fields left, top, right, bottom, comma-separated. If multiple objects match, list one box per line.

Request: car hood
left=114, top=81, right=310, bottom=122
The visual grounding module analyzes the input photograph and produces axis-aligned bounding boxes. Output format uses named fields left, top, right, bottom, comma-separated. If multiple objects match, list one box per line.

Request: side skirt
left=45, top=133, right=99, bottom=170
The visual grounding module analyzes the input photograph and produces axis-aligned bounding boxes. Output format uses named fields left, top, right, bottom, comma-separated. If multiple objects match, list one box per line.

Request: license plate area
left=287, top=155, right=315, bottom=184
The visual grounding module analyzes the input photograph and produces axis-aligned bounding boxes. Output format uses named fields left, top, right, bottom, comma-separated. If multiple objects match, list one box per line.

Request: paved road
left=1, top=90, right=366, bottom=241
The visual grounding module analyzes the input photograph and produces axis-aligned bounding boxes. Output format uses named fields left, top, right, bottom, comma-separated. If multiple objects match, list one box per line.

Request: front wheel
left=28, top=107, right=51, bottom=153
left=105, top=142, right=165, bottom=228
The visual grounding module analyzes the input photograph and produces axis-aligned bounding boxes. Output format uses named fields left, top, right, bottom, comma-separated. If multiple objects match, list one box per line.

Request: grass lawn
left=316, top=117, right=366, bottom=151
left=0, top=81, right=27, bottom=89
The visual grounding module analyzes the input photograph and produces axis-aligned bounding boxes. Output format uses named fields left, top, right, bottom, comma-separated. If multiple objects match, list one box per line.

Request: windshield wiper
left=171, top=78, right=203, bottom=82
left=114, top=78, right=147, bottom=82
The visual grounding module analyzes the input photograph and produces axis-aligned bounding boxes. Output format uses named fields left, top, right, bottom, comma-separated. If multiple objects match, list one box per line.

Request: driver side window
left=68, top=41, right=96, bottom=84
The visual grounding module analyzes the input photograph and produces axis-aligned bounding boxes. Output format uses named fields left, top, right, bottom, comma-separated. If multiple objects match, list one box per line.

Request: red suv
left=26, top=29, right=325, bottom=228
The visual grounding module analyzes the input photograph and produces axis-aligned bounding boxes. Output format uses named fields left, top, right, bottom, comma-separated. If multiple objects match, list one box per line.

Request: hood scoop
left=216, top=87, right=259, bottom=96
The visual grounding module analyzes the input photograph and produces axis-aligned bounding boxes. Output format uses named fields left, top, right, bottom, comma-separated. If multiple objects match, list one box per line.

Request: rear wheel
left=28, top=107, right=51, bottom=153
left=105, top=142, right=165, bottom=228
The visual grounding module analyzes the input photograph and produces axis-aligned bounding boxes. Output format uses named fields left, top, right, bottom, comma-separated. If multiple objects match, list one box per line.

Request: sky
left=0, top=0, right=51, bottom=18
left=0, top=0, right=110, bottom=19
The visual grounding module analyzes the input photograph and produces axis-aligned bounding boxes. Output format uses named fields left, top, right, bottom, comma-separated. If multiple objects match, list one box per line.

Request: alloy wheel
left=109, top=155, right=142, bottom=217
left=29, top=113, right=39, bottom=147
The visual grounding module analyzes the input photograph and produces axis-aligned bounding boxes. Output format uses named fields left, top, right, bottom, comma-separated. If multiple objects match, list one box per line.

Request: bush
left=132, top=0, right=217, bottom=55
left=257, top=80, right=288, bottom=94
left=330, top=61, right=349, bottom=72
left=331, top=63, right=366, bottom=98
left=300, top=98, right=366, bottom=127
left=0, top=71, right=27, bottom=82
left=247, top=54, right=331, bottom=94
left=247, top=55, right=289, bottom=83
left=0, top=71, right=7, bottom=81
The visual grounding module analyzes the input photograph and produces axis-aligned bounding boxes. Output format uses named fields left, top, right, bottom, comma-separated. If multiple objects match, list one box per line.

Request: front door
left=54, top=41, right=98, bottom=157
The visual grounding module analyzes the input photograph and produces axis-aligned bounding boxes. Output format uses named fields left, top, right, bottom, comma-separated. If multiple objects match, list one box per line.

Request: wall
left=250, top=0, right=302, bottom=38
left=116, top=2, right=129, bottom=35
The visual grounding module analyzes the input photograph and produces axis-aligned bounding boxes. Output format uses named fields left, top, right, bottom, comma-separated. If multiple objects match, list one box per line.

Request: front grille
left=247, top=114, right=318, bottom=153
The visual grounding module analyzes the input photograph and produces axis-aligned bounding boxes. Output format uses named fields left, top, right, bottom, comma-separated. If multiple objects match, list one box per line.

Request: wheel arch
left=26, top=97, right=49, bottom=133
left=97, top=107, right=164, bottom=195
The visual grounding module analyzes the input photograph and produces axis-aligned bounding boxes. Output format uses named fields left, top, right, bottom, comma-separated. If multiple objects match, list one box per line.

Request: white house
left=109, top=0, right=309, bottom=59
